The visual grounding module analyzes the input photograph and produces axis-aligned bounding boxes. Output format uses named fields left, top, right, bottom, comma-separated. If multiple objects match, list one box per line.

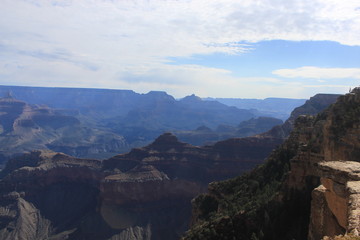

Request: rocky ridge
left=0, top=131, right=281, bottom=240
left=173, top=116, right=283, bottom=146
left=183, top=89, right=360, bottom=239
left=0, top=86, right=258, bottom=148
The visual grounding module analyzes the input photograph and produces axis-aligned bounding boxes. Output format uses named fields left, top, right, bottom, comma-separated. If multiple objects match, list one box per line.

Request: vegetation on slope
left=183, top=88, right=360, bottom=240
left=182, top=139, right=298, bottom=240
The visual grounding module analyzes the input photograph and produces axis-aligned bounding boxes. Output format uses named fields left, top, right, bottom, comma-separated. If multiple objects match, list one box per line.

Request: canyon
left=0, top=90, right=340, bottom=240
left=0, top=85, right=303, bottom=149
left=0, top=132, right=280, bottom=240
left=0, top=94, right=128, bottom=164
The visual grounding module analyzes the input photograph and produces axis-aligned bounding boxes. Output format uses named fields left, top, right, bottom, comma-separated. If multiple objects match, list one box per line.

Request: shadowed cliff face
left=0, top=131, right=281, bottom=240
left=182, top=90, right=360, bottom=240
left=103, top=133, right=281, bottom=184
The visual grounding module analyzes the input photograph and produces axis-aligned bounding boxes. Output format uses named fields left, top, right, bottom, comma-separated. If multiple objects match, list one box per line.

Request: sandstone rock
left=309, top=185, right=345, bottom=240
left=309, top=163, right=360, bottom=236
left=318, top=161, right=360, bottom=184
left=347, top=181, right=360, bottom=235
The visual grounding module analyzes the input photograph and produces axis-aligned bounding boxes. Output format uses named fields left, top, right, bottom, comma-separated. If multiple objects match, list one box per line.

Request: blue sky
left=1, top=0, right=360, bottom=98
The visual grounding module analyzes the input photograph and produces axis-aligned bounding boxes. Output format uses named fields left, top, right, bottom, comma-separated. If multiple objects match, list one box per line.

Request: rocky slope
left=182, top=90, right=360, bottom=240
left=0, top=95, right=128, bottom=164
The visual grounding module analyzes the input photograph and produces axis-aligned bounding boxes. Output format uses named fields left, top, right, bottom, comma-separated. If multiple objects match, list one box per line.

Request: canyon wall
left=183, top=89, right=360, bottom=240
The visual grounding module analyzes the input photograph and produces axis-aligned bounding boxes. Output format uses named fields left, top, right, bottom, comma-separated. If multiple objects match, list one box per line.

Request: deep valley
left=0, top=85, right=346, bottom=240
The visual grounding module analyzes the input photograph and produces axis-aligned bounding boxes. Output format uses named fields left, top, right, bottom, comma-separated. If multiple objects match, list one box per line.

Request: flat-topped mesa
left=104, top=164, right=169, bottom=183
left=309, top=161, right=360, bottom=239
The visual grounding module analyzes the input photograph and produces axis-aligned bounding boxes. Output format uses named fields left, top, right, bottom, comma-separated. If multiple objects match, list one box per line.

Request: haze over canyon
left=0, top=84, right=351, bottom=240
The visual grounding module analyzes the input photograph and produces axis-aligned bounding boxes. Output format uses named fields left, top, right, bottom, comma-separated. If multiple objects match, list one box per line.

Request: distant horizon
left=1, top=1, right=359, bottom=99
left=1, top=84, right=345, bottom=101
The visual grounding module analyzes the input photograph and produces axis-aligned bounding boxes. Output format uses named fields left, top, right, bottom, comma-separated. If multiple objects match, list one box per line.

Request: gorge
left=0, top=87, right=342, bottom=240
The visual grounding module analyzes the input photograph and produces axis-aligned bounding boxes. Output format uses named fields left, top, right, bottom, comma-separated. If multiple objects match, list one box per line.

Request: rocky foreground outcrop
left=183, top=89, right=360, bottom=240
left=309, top=161, right=360, bottom=239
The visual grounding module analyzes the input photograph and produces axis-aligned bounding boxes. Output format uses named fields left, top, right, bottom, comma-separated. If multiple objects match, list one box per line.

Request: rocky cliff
left=0, top=95, right=128, bottom=164
left=182, top=90, right=360, bottom=240
left=0, top=150, right=102, bottom=240
left=0, top=130, right=282, bottom=240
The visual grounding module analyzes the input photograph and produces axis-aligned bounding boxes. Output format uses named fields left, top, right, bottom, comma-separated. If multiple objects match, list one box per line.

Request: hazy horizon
left=0, top=84, right=313, bottom=100
left=1, top=0, right=359, bottom=99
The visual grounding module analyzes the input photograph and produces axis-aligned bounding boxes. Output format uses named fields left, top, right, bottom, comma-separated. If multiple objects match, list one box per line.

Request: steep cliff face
left=183, top=90, right=360, bottom=240
left=0, top=151, right=102, bottom=240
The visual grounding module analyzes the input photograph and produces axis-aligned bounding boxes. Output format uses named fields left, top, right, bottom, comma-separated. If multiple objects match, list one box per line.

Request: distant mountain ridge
left=0, top=85, right=259, bottom=148
left=173, top=116, right=283, bottom=146
left=0, top=86, right=252, bottom=123
left=204, top=97, right=306, bottom=120
left=0, top=95, right=128, bottom=164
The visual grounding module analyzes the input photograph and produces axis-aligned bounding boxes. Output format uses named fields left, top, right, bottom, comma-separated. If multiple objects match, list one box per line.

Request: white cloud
left=272, top=67, right=360, bottom=79
left=0, top=0, right=359, bottom=97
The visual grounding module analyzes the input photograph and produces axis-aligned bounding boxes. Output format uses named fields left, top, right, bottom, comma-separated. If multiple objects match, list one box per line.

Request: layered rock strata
left=0, top=131, right=280, bottom=240
left=183, top=89, right=360, bottom=240
left=309, top=161, right=360, bottom=239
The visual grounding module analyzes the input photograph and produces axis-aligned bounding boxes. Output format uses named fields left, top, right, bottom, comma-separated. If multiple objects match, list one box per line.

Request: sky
left=0, top=0, right=360, bottom=99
